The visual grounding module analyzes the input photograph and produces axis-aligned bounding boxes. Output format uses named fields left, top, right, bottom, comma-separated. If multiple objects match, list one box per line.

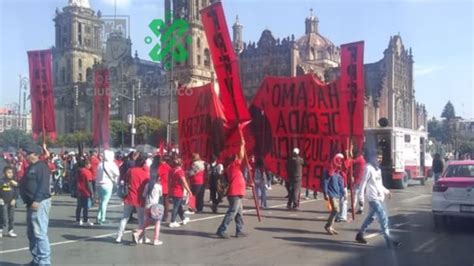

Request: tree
left=0, top=129, right=34, bottom=149
left=109, top=116, right=166, bottom=147
left=427, top=117, right=443, bottom=141
left=441, top=101, right=456, bottom=120
left=55, top=131, right=92, bottom=148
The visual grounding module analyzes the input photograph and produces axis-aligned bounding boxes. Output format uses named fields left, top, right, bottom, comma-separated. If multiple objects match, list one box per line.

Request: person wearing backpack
left=95, top=150, right=120, bottom=225
left=115, top=154, right=150, bottom=243
left=207, top=155, right=224, bottom=213
left=133, top=155, right=163, bottom=246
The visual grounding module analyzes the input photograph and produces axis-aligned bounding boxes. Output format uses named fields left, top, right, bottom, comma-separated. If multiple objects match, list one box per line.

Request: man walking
left=20, top=144, right=52, bottom=265
left=355, top=152, right=401, bottom=248
left=216, top=141, right=248, bottom=238
left=286, top=148, right=304, bottom=210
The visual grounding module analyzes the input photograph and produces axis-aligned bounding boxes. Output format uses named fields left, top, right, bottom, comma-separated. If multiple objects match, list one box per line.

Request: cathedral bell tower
left=164, top=0, right=215, bottom=87
left=53, top=0, right=103, bottom=133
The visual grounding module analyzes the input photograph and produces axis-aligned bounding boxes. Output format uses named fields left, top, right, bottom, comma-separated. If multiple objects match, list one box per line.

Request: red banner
left=200, top=2, right=251, bottom=124
left=27, top=49, right=56, bottom=141
left=340, top=41, right=365, bottom=151
left=249, top=74, right=345, bottom=191
left=178, top=83, right=226, bottom=168
left=92, top=68, right=110, bottom=148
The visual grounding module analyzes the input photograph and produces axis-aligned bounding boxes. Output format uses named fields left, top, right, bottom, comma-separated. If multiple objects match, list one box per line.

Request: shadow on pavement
left=160, top=228, right=216, bottom=239
left=0, top=262, right=26, bottom=266
left=246, top=213, right=326, bottom=222
left=255, top=226, right=328, bottom=235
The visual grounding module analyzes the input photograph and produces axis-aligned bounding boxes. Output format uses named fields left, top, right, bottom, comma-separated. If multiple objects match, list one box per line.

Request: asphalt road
left=1, top=180, right=473, bottom=266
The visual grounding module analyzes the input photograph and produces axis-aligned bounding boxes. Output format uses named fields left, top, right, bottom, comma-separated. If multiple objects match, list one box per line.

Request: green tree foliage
left=109, top=116, right=166, bottom=147
left=0, top=129, right=34, bottom=148
left=55, top=131, right=92, bottom=148
left=441, top=101, right=456, bottom=120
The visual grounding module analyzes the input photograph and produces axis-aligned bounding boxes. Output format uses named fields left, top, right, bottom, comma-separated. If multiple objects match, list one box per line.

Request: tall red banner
left=93, top=68, right=110, bottom=148
left=340, top=41, right=365, bottom=151
left=200, top=2, right=251, bottom=124
left=249, top=75, right=344, bottom=191
left=178, top=84, right=226, bottom=168
left=27, top=49, right=56, bottom=141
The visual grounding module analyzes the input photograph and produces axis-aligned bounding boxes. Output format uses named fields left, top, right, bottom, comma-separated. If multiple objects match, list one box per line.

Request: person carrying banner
left=355, top=152, right=401, bottom=248
left=322, top=153, right=346, bottom=235
left=216, top=140, right=249, bottom=239
left=286, top=148, right=304, bottom=211
left=351, top=150, right=366, bottom=214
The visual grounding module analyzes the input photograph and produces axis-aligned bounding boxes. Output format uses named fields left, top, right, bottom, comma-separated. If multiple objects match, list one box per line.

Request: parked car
left=432, top=160, right=474, bottom=228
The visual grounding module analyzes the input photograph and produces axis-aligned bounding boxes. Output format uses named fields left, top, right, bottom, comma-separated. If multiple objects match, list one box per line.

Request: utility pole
left=131, top=81, right=137, bottom=148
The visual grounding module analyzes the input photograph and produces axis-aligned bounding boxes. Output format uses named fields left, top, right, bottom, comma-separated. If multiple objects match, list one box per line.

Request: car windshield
left=444, top=165, right=474, bottom=178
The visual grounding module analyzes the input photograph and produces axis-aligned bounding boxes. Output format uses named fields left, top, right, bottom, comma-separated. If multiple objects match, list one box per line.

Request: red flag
left=92, top=68, right=110, bottom=149
left=178, top=83, right=226, bottom=168
left=159, top=140, right=165, bottom=156
left=249, top=74, right=343, bottom=191
left=340, top=41, right=365, bottom=151
left=27, top=49, right=56, bottom=141
left=200, top=2, right=251, bottom=124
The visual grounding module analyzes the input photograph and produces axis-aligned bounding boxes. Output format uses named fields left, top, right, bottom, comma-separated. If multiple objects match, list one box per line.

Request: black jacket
left=0, top=177, right=18, bottom=203
left=286, top=155, right=304, bottom=180
left=20, top=160, right=51, bottom=207
left=432, top=158, right=444, bottom=174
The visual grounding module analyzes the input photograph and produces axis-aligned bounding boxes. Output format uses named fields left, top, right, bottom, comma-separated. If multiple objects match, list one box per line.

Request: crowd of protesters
left=0, top=140, right=426, bottom=264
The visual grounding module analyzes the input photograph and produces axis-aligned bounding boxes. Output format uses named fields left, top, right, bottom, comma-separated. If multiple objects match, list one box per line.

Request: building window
left=78, top=59, right=82, bottom=69
left=61, top=67, right=66, bottom=84
left=78, top=22, right=82, bottom=46
left=85, top=26, right=91, bottom=34
left=85, top=38, right=91, bottom=47
left=197, top=37, right=201, bottom=48
left=78, top=73, right=83, bottom=82
left=204, top=49, right=210, bottom=68
left=6, top=119, right=11, bottom=128
left=197, top=55, right=201, bottom=65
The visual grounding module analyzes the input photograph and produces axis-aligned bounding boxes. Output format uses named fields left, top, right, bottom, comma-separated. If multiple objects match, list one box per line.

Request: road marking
left=399, top=194, right=430, bottom=203
left=413, top=237, right=438, bottom=252
left=0, top=199, right=320, bottom=255
left=365, top=233, right=379, bottom=239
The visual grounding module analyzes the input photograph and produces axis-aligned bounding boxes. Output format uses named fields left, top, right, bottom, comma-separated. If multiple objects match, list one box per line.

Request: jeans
left=359, top=200, right=393, bottom=246
left=217, top=196, right=244, bottom=234
left=0, top=201, right=15, bottom=231
left=117, top=204, right=144, bottom=237
left=75, top=197, right=91, bottom=222
left=354, top=184, right=364, bottom=212
left=287, top=178, right=301, bottom=208
left=337, top=188, right=348, bottom=220
left=170, top=197, right=186, bottom=223
left=97, top=185, right=113, bottom=223
left=326, top=197, right=340, bottom=228
left=434, top=172, right=442, bottom=182
left=256, top=183, right=267, bottom=208
left=162, top=194, right=170, bottom=222
left=191, top=184, right=205, bottom=212
left=27, top=198, right=51, bottom=266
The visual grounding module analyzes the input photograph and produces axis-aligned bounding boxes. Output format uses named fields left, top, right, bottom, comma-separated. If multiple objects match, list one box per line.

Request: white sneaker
left=115, top=235, right=122, bottom=243
left=182, top=217, right=190, bottom=225
left=138, top=237, right=151, bottom=244
left=169, top=222, right=181, bottom=228
left=76, top=221, right=83, bottom=226
left=0, top=229, right=3, bottom=238
left=153, top=240, right=163, bottom=246
left=184, top=210, right=195, bottom=215
left=86, top=221, right=94, bottom=226
left=8, top=230, right=17, bottom=238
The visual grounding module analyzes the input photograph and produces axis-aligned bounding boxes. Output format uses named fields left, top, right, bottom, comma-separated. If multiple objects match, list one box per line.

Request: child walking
left=133, top=156, right=164, bottom=246
left=0, top=166, right=18, bottom=237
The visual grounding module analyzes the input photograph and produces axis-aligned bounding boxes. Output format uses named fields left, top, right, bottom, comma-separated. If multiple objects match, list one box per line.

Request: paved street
left=1, top=180, right=473, bottom=266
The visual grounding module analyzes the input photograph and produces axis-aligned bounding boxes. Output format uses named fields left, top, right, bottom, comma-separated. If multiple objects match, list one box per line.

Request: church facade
left=235, top=11, right=427, bottom=131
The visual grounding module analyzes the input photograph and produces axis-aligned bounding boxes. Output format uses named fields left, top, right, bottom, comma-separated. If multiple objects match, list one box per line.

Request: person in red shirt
left=75, top=159, right=94, bottom=226
left=157, top=156, right=172, bottom=222
left=89, top=150, right=100, bottom=195
left=351, top=151, right=366, bottom=214
left=169, top=158, right=192, bottom=228
left=115, top=154, right=150, bottom=243
left=216, top=141, right=249, bottom=239
left=187, top=153, right=206, bottom=213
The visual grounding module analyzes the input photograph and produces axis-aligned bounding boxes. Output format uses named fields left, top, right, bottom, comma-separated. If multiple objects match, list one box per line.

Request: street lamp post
left=118, top=79, right=139, bottom=148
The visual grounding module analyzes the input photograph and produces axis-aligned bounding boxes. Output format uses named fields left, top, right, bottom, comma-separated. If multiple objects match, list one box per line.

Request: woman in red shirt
left=169, top=158, right=192, bottom=228
left=187, top=153, right=206, bottom=213
left=157, top=156, right=172, bottom=222
left=75, top=159, right=94, bottom=226
left=115, top=155, right=150, bottom=243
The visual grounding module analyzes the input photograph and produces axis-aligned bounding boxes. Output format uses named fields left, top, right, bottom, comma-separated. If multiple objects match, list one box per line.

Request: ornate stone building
left=236, top=11, right=427, bottom=131
left=53, top=0, right=103, bottom=134
left=52, top=0, right=168, bottom=135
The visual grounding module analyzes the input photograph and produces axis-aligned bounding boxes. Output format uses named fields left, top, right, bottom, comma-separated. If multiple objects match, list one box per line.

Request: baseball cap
left=23, top=144, right=42, bottom=155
